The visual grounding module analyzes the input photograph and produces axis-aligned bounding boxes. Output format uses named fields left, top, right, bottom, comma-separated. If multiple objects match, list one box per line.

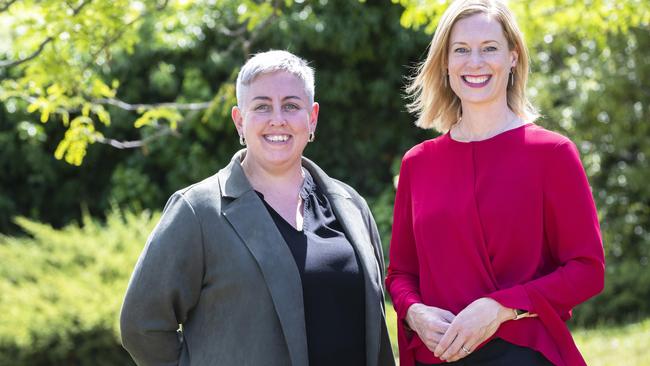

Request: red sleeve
left=385, top=154, right=422, bottom=366
left=488, top=140, right=604, bottom=366
left=489, top=141, right=605, bottom=316
left=385, top=155, right=422, bottom=320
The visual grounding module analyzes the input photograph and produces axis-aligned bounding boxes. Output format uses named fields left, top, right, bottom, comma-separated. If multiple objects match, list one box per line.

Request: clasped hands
left=405, top=298, right=513, bottom=363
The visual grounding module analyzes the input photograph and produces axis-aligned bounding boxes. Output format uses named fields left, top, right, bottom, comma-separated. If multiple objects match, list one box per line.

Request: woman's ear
left=231, top=106, right=244, bottom=135
left=510, top=49, right=519, bottom=68
left=309, top=102, right=319, bottom=131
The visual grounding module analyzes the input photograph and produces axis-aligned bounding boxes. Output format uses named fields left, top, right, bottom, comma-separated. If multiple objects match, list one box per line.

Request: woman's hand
left=405, top=303, right=456, bottom=352
left=434, top=297, right=512, bottom=362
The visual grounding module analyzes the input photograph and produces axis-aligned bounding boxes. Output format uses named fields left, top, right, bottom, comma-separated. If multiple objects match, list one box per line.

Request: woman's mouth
left=264, top=134, right=291, bottom=143
left=462, top=75, right=491, bottom=88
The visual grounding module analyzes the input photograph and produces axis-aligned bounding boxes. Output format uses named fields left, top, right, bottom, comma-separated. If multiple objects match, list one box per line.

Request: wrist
left=405, top=303, right=424, bottom=331
left=497, top=305, right=517, bottom=324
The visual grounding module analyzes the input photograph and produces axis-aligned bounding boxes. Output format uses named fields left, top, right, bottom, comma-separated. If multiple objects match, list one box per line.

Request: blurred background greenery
left=0, top=0, right=648, bottom=364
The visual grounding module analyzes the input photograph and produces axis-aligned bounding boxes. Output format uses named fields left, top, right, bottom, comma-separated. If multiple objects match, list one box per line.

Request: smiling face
left=231, top=71, right=319, bottom=174
left=447, top=12, right=517, bottom=109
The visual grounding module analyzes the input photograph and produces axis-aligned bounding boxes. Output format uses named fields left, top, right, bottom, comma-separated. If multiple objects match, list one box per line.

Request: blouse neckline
left=446, top=122, right=535, bottom=145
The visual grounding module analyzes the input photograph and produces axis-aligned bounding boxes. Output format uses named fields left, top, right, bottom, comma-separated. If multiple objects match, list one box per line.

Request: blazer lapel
left=218, top=152, right=309, bottom=366
left=304, top=158, right=384, bottom=366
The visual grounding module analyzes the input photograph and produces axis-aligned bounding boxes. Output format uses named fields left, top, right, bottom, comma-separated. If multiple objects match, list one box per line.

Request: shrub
left=0, top=209, right=158, bottom=365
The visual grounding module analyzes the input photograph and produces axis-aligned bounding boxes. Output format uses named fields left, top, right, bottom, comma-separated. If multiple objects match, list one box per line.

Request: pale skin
left=231, top=71, right=319, bottom=229
left=405, top=12, right=532, bottom=363
left=448, top=13, right=523, bottom=142
left=406, top=299, right=516, bottom=362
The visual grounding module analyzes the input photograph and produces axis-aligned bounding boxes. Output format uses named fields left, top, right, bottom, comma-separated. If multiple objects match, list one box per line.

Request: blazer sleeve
left=488, top=141, right=605, bottom=317
left=120, top=193, right=205, bottom=366
left=362, top=197, right=386, bottom=279
left=357, top=190, right=397, bottom=366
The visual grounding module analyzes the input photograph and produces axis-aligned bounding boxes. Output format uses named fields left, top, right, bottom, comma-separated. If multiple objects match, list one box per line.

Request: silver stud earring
left=308, top=132, right=315, bottom=142
left=239, top=135, right=246, bottom=146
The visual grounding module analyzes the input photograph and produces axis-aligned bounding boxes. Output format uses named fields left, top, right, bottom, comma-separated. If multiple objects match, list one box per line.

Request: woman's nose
left=468, top=51, right=484, bottom=67
left=269, top=108, right=287, bottom=126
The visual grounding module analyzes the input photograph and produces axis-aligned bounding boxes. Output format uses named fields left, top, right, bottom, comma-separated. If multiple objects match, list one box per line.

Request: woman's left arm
left=354, top=192, right=397, bottom=365
left=435, top=141, right=605, bottom=362
left=489, top=141, right=605, bottom=317
left=361, top=198, right=385, bottom=277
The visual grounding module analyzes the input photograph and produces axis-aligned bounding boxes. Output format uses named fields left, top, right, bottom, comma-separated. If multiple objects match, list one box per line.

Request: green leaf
left=134, top=108, right=183, bottom=129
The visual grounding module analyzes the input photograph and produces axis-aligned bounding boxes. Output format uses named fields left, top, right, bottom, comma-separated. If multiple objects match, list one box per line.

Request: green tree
left=2, top=0, right=649, bottom=325
left=0, top=0, right=430, bottom=234
left=0, top=0, right=283, bottom=166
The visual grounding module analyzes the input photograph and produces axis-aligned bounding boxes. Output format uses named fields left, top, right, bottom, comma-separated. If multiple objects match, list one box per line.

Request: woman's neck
left=241, top=156, right=304, bottom=197
left=451, top=103, right=523, bottom=141
left=241, top=156, right=305, bottom=230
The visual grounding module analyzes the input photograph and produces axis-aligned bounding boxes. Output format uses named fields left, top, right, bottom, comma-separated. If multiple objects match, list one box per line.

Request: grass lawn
left=573, top=319, right=650, bottom=366
left=384, top=301, right=650, bottom=365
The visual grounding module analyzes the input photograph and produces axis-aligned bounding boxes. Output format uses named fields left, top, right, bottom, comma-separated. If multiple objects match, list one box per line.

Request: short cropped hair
left=406, top=0, right=539, bottom=132
left=235, top=50, right=315, bottom=107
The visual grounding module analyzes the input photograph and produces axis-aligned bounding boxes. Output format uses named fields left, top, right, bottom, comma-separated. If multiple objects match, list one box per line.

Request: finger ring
left=461, top=345, right=471, bottom=354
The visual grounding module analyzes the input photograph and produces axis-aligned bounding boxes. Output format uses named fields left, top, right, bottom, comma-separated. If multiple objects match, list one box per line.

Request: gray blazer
left=120, top=151, right=395, bottom=366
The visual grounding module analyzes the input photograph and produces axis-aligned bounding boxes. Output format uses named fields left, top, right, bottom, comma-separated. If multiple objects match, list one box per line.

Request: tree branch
left=241, top=0, right=281, bottom=55
left=19, top=94, right=214, bottom=114
left=71, top=0, right=92, bottom=16
left=0, top=37, right=53, bottom=68
left=94, top=98, right=213, bottom=111
left=156, top=0, right=170, bottom=11
left=219, top=24, right=248, bottom=37
left=96, top=101, right=210, bottom=149
left=95, top=125, right=180, bottom=149
left=88, top=0, right=170, bottom=68
left=0, top=0, right=92, bottom=68
left=95, top=106, right=202, bottom=150
left=88, top=16, right=142, bottom=64
left=0, top=0, right=18, bottom=13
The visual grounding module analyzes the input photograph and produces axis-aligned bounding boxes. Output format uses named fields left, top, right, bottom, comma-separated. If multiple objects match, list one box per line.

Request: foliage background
left=1, top=0, right=649, bottom=364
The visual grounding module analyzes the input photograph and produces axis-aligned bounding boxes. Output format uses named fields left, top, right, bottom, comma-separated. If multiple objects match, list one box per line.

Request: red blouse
left=386, top=123, right=605, bottom=366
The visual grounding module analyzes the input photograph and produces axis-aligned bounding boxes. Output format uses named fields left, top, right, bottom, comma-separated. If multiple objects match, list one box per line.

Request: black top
left=257, top=170, right=366, bottom=366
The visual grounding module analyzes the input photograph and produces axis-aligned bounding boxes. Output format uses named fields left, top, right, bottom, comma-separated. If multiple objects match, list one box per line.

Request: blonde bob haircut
left=406, top=0, right=539, bottom=132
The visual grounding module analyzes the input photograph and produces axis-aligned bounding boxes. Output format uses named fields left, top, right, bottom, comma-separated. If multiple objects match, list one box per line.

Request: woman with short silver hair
left=121, top=50, right=394, bottom=366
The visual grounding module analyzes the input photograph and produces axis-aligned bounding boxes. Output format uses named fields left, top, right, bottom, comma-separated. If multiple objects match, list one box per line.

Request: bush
left=572, top=259, right=650, bottom=327
left=0, top=209, right=158, bottom=365
left=0, top=204, right=648, bottom=363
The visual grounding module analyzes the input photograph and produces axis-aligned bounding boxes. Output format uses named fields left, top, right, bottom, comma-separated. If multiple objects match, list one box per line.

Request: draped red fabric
left=386, top=123, right=604, bottom=366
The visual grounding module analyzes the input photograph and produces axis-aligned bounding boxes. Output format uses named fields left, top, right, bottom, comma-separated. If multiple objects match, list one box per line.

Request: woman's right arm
left=386, top=156, right=455, bottom=351
left=120, top=193, right=204, bottom=366
left=385, top=156, right=422, bottom=321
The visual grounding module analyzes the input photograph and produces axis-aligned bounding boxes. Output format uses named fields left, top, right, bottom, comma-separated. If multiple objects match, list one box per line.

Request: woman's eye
left=283, top=104, right=299, bottom=111
left=254, top=104, right=270, bottom=112
left=454, top=47, right=469, bottom=54
left=484, top=46, right=497, bottom=52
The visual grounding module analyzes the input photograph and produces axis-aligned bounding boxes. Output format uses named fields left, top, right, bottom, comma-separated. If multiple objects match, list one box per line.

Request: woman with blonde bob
left=386, top=1, right=605, bottom=365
